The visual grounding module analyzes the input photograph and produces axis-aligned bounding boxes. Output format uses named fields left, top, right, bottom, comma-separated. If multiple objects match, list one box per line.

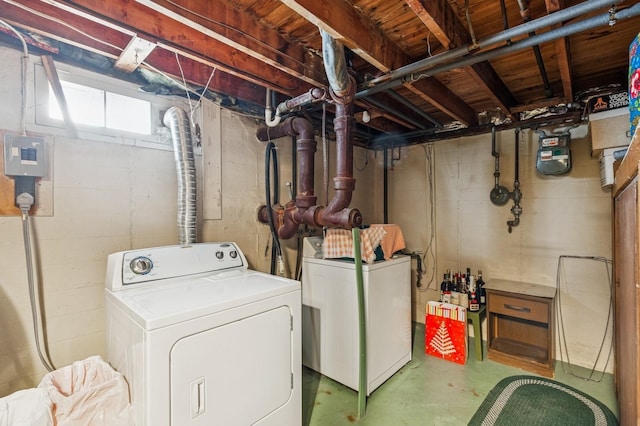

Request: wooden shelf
left=486, top=281, right=555, bottom=378
left=490, top=337, right=548, bottom=365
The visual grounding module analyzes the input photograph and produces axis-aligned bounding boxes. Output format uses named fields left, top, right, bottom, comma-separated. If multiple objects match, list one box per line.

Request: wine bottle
left=477, top=270, right=486, bottom=305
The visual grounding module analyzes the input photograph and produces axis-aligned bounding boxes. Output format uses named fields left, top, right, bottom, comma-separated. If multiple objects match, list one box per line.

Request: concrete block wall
left=380, top=125, right=615, bottom=373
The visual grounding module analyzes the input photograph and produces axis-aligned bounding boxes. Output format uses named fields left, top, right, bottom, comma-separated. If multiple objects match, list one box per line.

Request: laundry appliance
left=104, top=242, right=301, bottom=426
left=301, top=236, right=412, bottom=395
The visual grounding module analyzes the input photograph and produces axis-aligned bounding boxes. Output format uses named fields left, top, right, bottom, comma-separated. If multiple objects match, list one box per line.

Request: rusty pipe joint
left=315, top=205, right=362, bottom=229
left=329, top=75, right=356, bottom=105
left=283, top=87, right=327, bottom=111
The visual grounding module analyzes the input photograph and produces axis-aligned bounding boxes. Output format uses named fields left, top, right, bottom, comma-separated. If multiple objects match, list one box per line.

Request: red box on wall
left=425, top=302, right=468, bottom=365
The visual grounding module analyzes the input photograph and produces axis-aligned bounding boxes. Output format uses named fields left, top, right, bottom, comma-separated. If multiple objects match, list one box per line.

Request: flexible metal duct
left=163, top=106, right=197, bottom=245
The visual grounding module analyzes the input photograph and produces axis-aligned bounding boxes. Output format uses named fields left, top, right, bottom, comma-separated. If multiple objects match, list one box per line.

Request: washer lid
left=105, top=270, right=300, bottom=330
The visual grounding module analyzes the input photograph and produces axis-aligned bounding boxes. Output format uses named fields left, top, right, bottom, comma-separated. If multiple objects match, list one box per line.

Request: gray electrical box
left=3, top=134, right=46, bottom=177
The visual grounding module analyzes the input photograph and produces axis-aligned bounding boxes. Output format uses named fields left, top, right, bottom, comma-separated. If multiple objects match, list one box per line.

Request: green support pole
left=352, top=227, right=367, bottom=419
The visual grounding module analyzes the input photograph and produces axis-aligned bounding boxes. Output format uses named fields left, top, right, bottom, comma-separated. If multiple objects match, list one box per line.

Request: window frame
left=30, top=59, right=195, bottom=152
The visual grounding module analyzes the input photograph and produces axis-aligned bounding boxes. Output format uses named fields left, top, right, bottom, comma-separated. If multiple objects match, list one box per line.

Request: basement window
left=32, top=61, right=189, bottom=150
left=47, top=81, right=152, bottom=134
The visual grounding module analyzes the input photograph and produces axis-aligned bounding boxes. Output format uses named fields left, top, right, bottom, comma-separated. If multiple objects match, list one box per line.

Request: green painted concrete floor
left=302, top=322, right=617, bottom=425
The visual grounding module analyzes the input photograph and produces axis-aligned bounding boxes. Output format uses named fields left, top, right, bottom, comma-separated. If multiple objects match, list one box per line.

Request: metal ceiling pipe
left=363, top=94, right=429, bottom=129
left=357, top=2, right=638, bottom=98
left=313, top=30, right=362, bottom=229
left=256, top=117, right=318, bottom=239
left=256, top=31, right=363, bottom=236
left=266, top=87, right=328, bottom=126
left=386, top=89, right=442, bottom=127
left=320, top=29, right=350, bottom=97
left=359, top=0, right=625, bottom=96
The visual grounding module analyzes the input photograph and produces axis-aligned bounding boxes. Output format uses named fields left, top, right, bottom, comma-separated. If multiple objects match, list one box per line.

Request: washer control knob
left=229, top=250, right=238, bottom=259
left=215, top=251, right=224, bottom=260
left=130, top=256, right=153, bottom=275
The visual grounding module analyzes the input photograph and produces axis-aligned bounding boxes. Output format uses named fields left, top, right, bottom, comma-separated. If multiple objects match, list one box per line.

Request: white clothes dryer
left=104, top=243, right=301, bottom=426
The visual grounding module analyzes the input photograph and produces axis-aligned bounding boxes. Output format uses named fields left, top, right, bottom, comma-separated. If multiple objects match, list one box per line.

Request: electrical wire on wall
left=417, top=142, right=437, bottom=291
left=0, top=18, right=28, bottom=136
left=0, top=18, right=57, bottom=372
left=174, top=51, right=217, bottom=137
left=555, top=255, right=614, bottom=382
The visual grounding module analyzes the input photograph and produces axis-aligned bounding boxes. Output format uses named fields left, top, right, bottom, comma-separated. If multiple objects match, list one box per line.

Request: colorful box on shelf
left=630, top=32, right=640, bottom=138
left=425, top=302, right=467, bottom=365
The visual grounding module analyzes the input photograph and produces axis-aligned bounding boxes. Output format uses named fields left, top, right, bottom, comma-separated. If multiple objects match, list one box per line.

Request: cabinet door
left=614, top=177, right=639, bottom=425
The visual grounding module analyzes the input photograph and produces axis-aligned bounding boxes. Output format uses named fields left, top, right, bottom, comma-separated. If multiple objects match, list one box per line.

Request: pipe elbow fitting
left=316, top=206, right=362, bottom=229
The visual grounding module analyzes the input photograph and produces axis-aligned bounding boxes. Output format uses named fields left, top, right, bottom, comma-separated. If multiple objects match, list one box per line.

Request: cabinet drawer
left=489, top=293, right=549, bottom=323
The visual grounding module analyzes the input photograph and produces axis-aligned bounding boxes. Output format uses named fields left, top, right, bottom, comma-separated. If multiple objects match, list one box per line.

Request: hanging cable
left=418, top=143, right=437, bottom=291
left=0, top=20, right=56, bottom=372
left=464, top=0, right=478, bottom=49
left=555, top=255, right=614, bottom=382
left=264, top=141, right=286, bottom=276
left=15, top=177, right=56, bottom=373
left=0, top=19, right=29, bottom=136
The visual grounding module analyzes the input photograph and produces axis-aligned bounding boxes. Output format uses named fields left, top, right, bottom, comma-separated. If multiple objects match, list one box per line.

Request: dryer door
left=170, top=306, right=293, bottom=425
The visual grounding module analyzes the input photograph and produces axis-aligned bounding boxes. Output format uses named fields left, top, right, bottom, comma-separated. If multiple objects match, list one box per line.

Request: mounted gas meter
left=536, top=131, right=571, bottom=175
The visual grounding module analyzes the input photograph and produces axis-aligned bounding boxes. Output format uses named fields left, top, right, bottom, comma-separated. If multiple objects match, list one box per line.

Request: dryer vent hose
left=164, top=107, right=197, bottom=245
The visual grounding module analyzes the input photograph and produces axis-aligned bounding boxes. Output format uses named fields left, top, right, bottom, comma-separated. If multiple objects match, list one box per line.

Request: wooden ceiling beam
left=135, top=0, right=327, bottom=87
left=405, top=0, right=517, bottom=121
left=405, top=80, right=477, bottom=126
left=281, top=0, right=477, bottom=126
left=404, top=0, right=467, bottom=50
left=279, top=0, right=405, bottom=72
left=466, top=62, right=518, bottom=117
left=545, top=0, right=573, bottom=102
left=37, top=0, right=310, bottom=94
left=0, top=0, right=268, bottom=105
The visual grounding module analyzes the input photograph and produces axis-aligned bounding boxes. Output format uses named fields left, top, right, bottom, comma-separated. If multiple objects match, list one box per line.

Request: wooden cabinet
left=612, top=129, right=640, bottom=426
left=486, top=280, right=556, bottom=378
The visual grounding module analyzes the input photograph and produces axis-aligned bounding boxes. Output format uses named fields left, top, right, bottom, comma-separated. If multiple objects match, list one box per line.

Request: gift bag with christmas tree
left=425, top=302, right=468, bottom=364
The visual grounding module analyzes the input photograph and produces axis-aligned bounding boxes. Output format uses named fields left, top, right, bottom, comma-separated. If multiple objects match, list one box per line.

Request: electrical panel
left=3, top=134, right=46, bottom=177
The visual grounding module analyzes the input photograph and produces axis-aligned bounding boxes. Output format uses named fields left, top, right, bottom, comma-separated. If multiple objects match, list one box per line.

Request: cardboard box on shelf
left=587, top=92, right=629, bottom=114
left=589, top=108, right=631, bottom=155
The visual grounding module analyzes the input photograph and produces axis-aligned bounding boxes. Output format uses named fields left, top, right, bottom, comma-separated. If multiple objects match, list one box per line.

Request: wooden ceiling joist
left=281, top=0, right=478, bottom=126
left=42, top=0, right=312, bottom=94
left=134, top=0, right=327, bottom=87
left=405, top=0, right=517, bottom=121
left=545, top=0, right=573, bottom=102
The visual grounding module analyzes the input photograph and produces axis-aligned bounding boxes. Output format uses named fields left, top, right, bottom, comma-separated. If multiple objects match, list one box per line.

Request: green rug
left=468, top=375, right=618, bottom=426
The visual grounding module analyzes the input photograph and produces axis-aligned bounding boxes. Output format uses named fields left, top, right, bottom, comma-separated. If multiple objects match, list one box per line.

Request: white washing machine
left=104, top=243, right=301, bottom=426
left=301, top=236, right=412, bottom=395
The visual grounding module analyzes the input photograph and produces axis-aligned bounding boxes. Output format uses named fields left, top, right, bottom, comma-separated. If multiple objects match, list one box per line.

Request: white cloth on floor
left=0, top=387, right=53, bottom=426
left=38, top=356, right=132, bottom=426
